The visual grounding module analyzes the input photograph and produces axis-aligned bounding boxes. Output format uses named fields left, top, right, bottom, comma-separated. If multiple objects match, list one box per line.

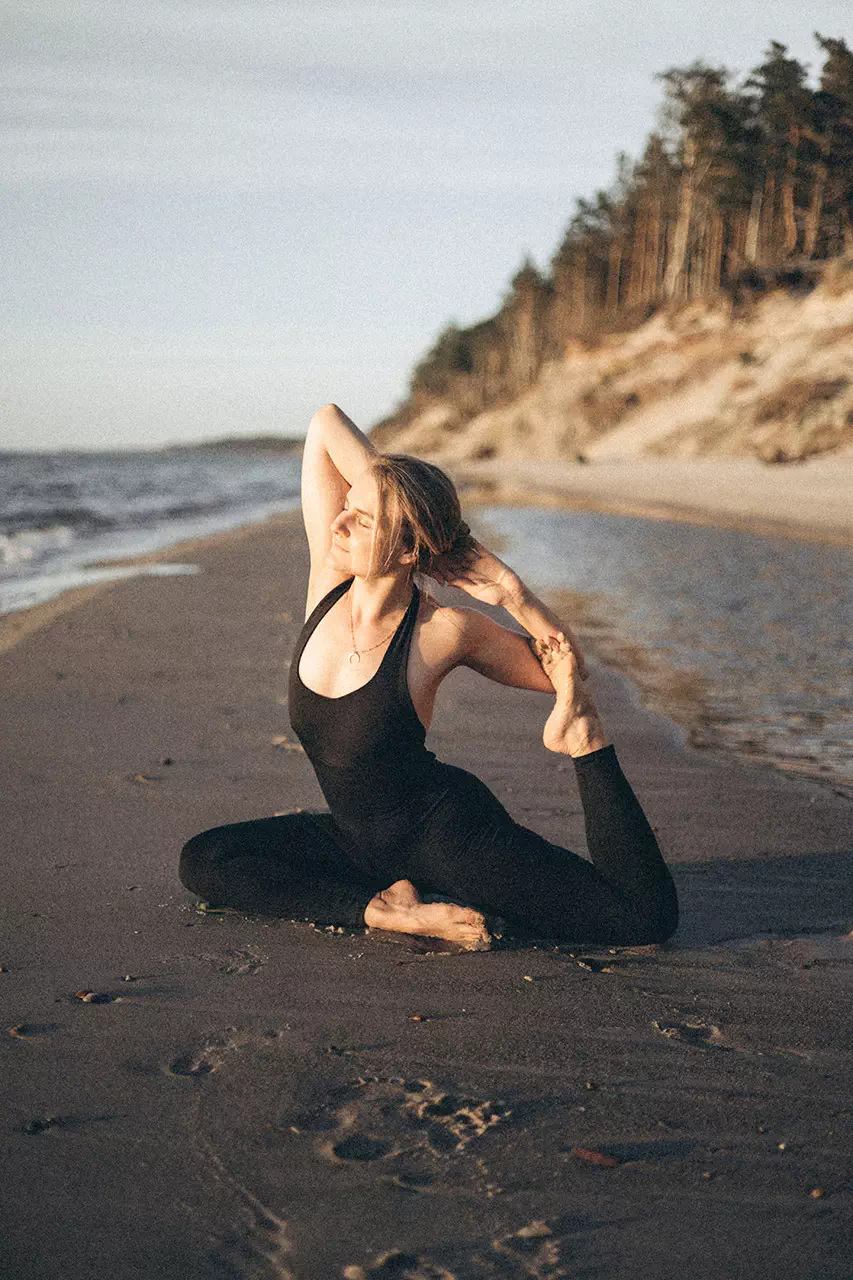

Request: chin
left=329, top=545, right=365, bottom=576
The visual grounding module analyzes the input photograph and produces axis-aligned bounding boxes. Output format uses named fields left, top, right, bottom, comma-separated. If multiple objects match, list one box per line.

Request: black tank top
left=288, top=578, right=440, bottom=832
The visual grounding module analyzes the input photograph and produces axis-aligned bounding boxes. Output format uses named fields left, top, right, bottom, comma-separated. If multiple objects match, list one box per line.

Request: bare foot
left=364, top=879, right=491, bottom=951
left=533, top=634, right=610, bottom=758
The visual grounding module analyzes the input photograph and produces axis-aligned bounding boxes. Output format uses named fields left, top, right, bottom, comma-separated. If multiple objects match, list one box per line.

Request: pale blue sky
left=2, top=1, right=850, bottom=450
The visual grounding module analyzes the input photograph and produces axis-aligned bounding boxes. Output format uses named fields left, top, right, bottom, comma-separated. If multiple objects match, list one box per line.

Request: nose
left=330, top=510, right=349, bottom=536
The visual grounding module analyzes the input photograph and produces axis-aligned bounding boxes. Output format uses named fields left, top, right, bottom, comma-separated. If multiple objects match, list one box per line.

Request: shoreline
left=0, top=509, right=300, bottom=657
left=3, top=488, right=848, bottom=803
left=4, top=454, right=852, bottom=659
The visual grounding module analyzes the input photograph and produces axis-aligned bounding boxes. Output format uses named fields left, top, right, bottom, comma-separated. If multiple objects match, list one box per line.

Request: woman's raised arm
left=436, top=540, right=588, bottom=679
left=300, top=403, right=376, bottom=607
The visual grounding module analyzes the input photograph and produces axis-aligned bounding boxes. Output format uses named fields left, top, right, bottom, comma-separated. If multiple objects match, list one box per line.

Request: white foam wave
left=0, top=524, right=75, bottom=566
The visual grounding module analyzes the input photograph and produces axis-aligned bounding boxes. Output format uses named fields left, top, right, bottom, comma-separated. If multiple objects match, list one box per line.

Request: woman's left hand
left=431, top=541, right=517, bottom=608
left=432, top=537, right=588, bottom=679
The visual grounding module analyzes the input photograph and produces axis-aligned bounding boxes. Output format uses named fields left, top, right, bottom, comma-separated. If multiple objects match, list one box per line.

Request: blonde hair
left=368, top=454, right=477, bottom=580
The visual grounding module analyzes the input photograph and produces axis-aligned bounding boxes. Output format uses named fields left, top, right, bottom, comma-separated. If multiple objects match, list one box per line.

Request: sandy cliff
left=377, top=258, right=853, bottom=464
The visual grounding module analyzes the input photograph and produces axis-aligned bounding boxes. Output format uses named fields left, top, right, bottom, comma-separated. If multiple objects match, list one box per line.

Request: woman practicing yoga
left=180, top=403, right=678, bottom=948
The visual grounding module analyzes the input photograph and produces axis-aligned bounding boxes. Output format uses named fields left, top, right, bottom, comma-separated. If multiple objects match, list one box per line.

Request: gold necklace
left=347, top=593, right=406, bottom=665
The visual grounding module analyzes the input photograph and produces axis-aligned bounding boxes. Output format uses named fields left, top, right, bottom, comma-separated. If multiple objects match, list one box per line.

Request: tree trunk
left=690, top=199, right=706, bottom=298
left=571, top=248, right=587, bottom=332
left=802, top=162, right=827, bottom=259
left=763, top=171, right=777, bottom=264
left=745, top=185, right=764, bottom=264
left=722, top=210, right=739, bottom=283
left=647, top=196, right=663, bottom=300
left=707, top=208, right=724, bottom=292
left=664, top=138, right=696, bottom=301
left=606, top=238, right=623, bottom=311
left=485, top=346, right=502, bottom=404
left=548, top=270, right=572, bottom=350
left=627, top=204, right=647, bottom=307
left=803, top=127, right=832, bottom=260
left=781, top=125, right=800, bottom=257
left=840, top=206, right=853, bottom=254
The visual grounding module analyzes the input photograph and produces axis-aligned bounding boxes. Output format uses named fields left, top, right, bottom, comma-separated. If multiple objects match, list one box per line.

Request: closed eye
left=344, top=499, right=373, bottom=528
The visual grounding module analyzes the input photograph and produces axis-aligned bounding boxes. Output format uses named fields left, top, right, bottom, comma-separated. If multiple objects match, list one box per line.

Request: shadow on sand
left=669, top=849, right=853, bottom=948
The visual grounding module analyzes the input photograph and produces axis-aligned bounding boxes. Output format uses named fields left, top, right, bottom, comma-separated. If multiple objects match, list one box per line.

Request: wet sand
left=2, top=510, right=852, bottom=1279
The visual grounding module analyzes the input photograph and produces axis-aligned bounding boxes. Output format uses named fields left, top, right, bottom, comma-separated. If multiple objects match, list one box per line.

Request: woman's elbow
left=311, top=403, right=343, bottom=424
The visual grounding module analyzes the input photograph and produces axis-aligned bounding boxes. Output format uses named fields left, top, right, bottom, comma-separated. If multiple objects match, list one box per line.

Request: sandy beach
left=2, top=507, right=853, bottom=1279
left=451, top=456, right=853, bottom=548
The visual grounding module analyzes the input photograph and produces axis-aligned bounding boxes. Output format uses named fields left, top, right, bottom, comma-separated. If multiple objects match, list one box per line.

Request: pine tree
left=656, top=61, right=749, bottom=298
left=745, top=43, right=813, bottom=261
left=500, top=258, right=552, bottom=393
left=812, top=34, right=853, bottom=255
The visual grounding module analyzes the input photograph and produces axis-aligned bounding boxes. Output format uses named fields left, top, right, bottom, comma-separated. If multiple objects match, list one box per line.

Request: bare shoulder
left=416, top=589, right=553, bottom=693
left=416, top=592, right=488, bottom=662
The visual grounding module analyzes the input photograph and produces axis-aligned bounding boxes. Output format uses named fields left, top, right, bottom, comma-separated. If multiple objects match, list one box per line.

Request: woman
left=180, top=404, right=678, bottom=948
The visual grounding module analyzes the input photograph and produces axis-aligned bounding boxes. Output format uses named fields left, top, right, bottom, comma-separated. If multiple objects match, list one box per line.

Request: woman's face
left=328, top=471, right=381, bottom=578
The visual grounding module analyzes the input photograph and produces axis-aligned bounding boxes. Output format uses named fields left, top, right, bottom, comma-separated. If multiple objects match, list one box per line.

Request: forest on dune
left=373, top=35, right=853, bottom=444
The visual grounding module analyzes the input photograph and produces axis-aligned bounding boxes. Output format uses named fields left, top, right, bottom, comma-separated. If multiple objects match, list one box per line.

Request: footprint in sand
left=22, top=1113, right=112, bottom=1135
left=167, top=1028, right=242, bottom=1077
left=305, top=1077, right=510, bottom=1166
left=343, top=1221, right=567, bottom=1279
left=408, top=1084, right=508, bottom=1154
left=8, top=1022, right=59, bottom=1038
left=485, top=1220, right=567, bottom=1279
left=22, top=1115, right=68, bottom=1135
left=200, top=946, right=265, bottom=975
left=169, top=1047, right=218, bottom=1077
left=651, top=1019, right=734, bottom=1050
left=332, top=1133, right=392, bottom=1162
left=165, top=1026, right=287, bottom=1079
left=343, top=1254, right=454, bottom=1279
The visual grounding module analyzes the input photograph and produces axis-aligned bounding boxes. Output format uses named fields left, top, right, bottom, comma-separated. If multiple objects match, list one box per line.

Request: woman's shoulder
left=415, top=590, right=486, bottom=660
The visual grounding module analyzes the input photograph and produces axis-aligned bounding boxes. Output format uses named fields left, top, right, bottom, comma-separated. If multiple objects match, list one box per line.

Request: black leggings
left=179, top=745, right=678, bottom=946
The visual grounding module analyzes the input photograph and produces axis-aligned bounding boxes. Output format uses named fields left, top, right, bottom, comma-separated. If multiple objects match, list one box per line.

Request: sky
left=2, top=1, right=851, bottom=451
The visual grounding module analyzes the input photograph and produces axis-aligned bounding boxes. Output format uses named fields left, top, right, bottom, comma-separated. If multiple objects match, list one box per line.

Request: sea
left=0, top=449, right=302, bottom=614
left=477, top=505, right=853, bottom=802
left=2, top=450, right=851, bottom=800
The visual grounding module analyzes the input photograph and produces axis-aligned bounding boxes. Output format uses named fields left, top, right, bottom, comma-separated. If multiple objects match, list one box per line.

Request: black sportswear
left=181, top=578, right=678, bottom=943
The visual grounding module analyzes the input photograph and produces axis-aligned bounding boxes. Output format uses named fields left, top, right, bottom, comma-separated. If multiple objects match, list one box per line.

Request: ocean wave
left=152, top=497, right=234, bottom=522
left=0, top=524, right=77, bottom=566
left=0, top=496, right=265, bottom=566
left=1, top=505, right=118, bottom=535
left=0, top=450, right=302, bottom=582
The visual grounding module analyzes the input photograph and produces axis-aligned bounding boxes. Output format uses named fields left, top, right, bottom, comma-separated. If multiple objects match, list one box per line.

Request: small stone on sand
left=571, top=1145, right=619, bottom=1167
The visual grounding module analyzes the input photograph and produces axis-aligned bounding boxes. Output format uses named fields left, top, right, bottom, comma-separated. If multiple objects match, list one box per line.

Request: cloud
left=4, top=0, right=845, bottom=447
left=0, top=0, right=656, bottom=187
